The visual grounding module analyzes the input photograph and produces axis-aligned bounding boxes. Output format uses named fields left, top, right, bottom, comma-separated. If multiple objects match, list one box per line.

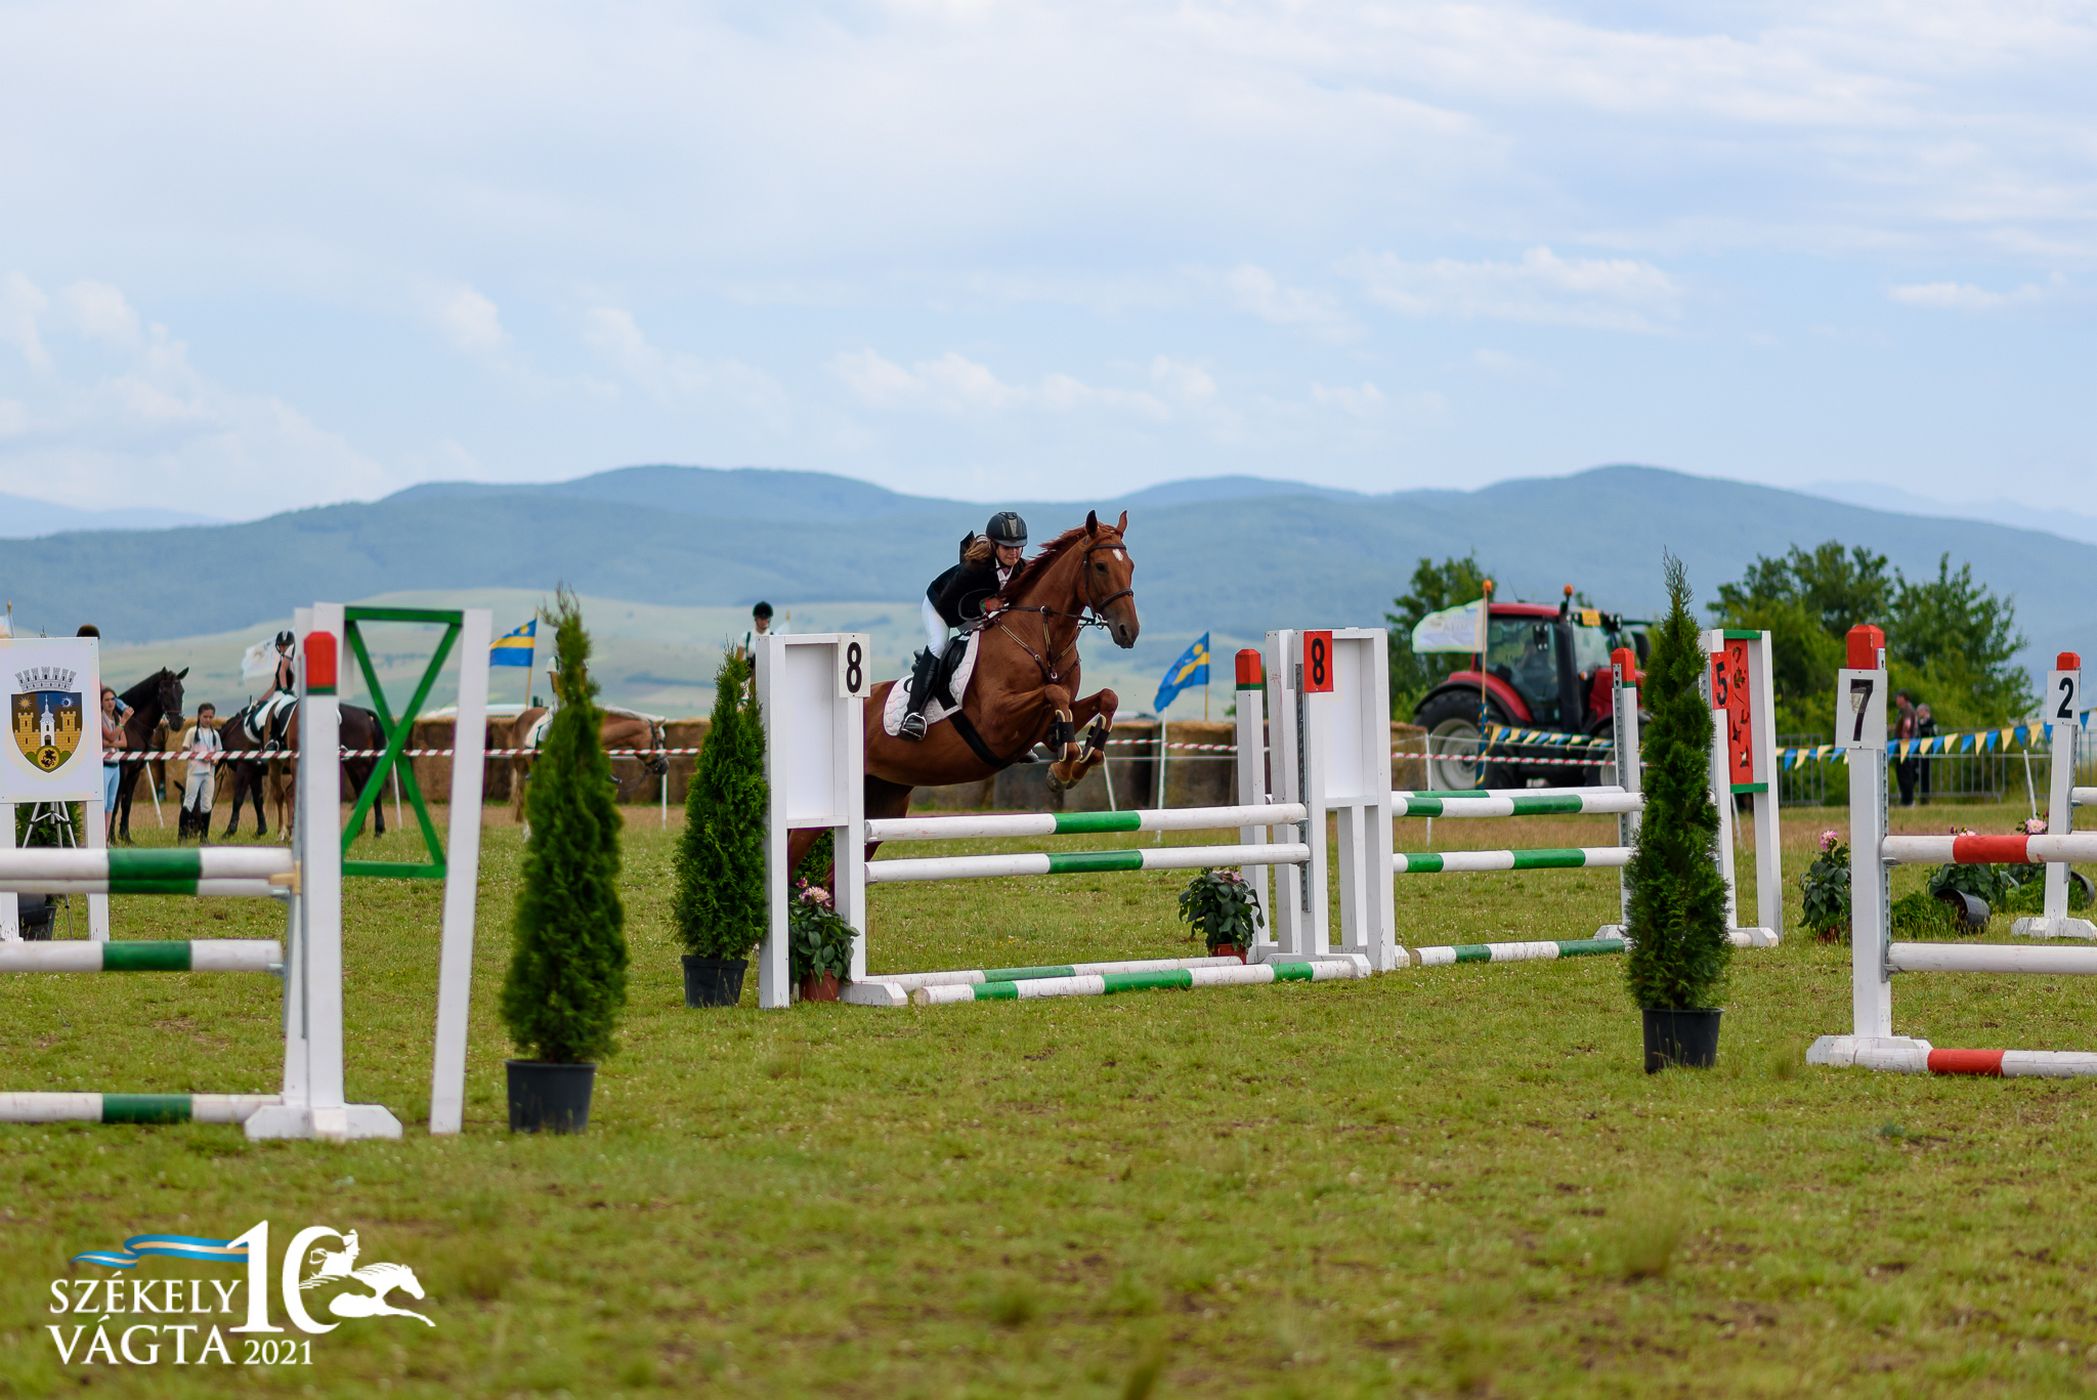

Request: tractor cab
left=1413, top=587, right=1631, bottom=789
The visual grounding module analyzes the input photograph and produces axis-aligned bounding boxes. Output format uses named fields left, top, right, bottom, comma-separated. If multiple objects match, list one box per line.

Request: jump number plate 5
left=837, top=634, right=871, bottom=699
left=1302, top=631, right=1334, bottom=694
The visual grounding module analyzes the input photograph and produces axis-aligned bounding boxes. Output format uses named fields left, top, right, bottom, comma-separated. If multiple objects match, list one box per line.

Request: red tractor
left=1412, top=589, right=1641, bottom=790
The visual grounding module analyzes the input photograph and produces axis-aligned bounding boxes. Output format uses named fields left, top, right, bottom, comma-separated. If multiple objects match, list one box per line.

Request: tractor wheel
left=1414, top=690, right=1516, bottom=791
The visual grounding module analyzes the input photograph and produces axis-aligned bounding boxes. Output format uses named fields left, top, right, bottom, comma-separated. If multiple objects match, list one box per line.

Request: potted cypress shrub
left=499, top=590, right=629, bottom=1132
left=673, top=650, right=767, bottom=1006
left=1623, top=555, right=1732, bottom=1071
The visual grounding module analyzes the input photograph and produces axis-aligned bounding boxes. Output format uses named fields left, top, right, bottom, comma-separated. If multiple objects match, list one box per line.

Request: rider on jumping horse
left=899, top=511, right=1028, bottom=741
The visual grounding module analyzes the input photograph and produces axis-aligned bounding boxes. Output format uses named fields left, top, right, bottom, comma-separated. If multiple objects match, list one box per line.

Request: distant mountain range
left=0, top=491, right=220, bottom=539
left=3, top=463, right=2091, bottom=715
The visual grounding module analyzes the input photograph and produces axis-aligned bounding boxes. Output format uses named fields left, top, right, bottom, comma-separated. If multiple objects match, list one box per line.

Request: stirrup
left=898, top=713, right=929, bottom=741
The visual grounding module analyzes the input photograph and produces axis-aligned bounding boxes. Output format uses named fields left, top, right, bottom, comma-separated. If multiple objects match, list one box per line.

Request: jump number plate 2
left=837, top=635, right=871, bottom=699
left=2047, top=666, right=2083, bottom=728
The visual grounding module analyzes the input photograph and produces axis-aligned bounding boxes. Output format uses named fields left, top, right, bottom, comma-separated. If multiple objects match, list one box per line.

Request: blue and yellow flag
left=489, top=618, right=537, bottom=668
left=1153, top=633, right=1211, bottom=713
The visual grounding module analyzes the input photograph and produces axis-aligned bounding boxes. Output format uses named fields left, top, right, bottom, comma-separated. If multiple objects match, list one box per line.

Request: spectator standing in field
left=736, top=602, right=776, bottom=663
left=1914, top=701, right=1936, bottom=806
left=1893, top=689, right=1920, bottom=806
left=99, top=686, right=126, bottom=839
left=176, top=703, right=222, bottom=842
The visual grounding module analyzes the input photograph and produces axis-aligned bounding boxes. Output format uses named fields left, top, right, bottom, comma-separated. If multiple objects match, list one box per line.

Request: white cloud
left=0, top=273, right=391, bottom=513
left=1310, top=381, right=1387, bottom=418
left=583, top=306, right=788, bottom=425
left=432, top=284, right=506, bottom=353
left=1, top=273, right=52, bottom=371
left=1223, top=265, right=1355, bottom=340
left=62, top=281, right=145, bottom=349
left=1344, top=246, right=1684, bottom=332
left=833, top=348, right=1171, bottom=421
left=1886, top=277, right=2058, bottom=310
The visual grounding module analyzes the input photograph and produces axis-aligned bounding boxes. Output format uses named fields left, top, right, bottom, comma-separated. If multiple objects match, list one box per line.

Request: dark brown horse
left=217, top=701, right=388, bottom=841
left=505, top=707, right=668, bottom=820
left=109, top=668, right=186, bottom=843
left=790, top=510, right=1139, bottom=871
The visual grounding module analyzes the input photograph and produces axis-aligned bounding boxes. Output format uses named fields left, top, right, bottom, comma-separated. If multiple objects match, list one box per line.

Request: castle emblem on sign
left=12, top=667, right=84, bottom=773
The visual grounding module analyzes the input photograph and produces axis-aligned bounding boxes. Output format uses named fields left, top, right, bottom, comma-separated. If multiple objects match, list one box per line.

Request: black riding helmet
left=984, top=512, right=1027, bottom=549
left=275, top=629, right=295, bottom=649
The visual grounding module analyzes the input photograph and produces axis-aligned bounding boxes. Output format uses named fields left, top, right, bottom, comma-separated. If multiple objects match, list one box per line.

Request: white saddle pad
left=881, top=634, right=983, bottom=738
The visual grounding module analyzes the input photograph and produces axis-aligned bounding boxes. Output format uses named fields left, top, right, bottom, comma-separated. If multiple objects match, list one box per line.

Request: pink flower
left=1820, top=830, right=1841, bottom=852
left=798, top=885, right=833, bottom=910
left=2025, top=818, right=2048, bottom=835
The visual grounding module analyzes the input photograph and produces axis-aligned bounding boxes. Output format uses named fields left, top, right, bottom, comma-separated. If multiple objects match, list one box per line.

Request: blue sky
left=2, top=0, right=2091, bottom=518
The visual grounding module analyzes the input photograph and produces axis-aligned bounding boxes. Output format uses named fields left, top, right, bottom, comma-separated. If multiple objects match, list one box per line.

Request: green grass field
left=5, top=802, right=2097, bottom=1397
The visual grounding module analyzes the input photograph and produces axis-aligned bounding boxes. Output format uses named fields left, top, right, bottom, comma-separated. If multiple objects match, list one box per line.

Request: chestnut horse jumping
left=791, top=510, right=1140, bottom=870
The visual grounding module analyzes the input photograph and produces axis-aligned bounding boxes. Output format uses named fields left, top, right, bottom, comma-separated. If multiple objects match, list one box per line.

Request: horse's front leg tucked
left=1047, top=688, right=1117, bottom=793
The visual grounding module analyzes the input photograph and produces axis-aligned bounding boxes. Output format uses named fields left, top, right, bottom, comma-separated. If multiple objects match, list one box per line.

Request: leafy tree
left=1711, top=541, right=2028, bottom=733
left=1384, top=553, right=1490, bottom=716
left=1887, top=555, right=2031, bottom=728
left=1624, top=555, right=1732, bottom=1012
left=500, top=589, right=629, bottom=1064
left=675, top=648, right=768, bottom=960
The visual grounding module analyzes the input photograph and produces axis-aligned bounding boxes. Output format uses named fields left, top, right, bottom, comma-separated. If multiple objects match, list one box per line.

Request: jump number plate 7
left=1835, top=667, right=1885, bottom=751
left=1302, top=631, right=1334, bottom=694
left=837, top=634, right=871, bottom=699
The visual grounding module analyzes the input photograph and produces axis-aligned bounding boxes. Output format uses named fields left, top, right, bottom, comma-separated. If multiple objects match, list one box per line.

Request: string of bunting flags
left=1483, top=713, right=2096, bottom=770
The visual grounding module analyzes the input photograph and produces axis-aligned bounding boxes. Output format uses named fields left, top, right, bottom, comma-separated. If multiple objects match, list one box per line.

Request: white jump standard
left=755, top=630, right=1382, bottom=1010
left=2011, top=652, right=2096, bottom=941
left=1811, top=624, right=2097, bottom=1078
left=1387, top=638, right=1783, bottom=960
left=0, top=602, right=494, bottom=1136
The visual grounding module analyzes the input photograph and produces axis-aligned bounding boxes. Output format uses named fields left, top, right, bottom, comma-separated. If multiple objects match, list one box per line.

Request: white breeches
left=181, top=763, right=215, bottom=814
left=920, top=597, right=949, bottom=655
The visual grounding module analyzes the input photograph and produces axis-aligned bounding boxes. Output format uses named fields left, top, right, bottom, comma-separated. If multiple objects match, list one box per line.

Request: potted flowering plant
left=1177, top=867, right=1263, bottom=960
left=788, top=881, right=857, bottom=1001
left=1799, top=830, right=1852, bottom=943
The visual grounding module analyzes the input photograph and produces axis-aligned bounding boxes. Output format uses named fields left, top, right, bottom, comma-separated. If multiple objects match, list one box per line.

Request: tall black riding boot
left=899, top=649, right=939, bottom=741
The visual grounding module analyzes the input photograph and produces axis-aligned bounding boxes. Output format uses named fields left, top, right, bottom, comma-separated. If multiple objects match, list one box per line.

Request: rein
left=989, top=538, right=1129, bottom=685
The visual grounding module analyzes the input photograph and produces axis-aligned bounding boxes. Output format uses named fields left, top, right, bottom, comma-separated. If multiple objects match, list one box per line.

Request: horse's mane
left=1004, top=522, right=1118, bottom=602
left=116, top=670, right=167, bottom=710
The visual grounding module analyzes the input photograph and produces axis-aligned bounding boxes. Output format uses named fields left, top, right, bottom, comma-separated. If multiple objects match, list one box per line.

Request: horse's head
left=157, top=668, right=187, bottom=725
left=1082, top=510, right=1140, bottom=649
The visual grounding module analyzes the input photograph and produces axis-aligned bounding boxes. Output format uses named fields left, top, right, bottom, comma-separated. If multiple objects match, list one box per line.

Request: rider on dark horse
left=246, top=630, right=298, bottom=750
left=899, top=511, right=1028, bottom=741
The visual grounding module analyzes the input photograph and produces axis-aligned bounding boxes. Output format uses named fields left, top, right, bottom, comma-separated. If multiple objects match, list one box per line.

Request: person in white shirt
left=737, top=602, right=776, bottom=663
left=177, top=702, right=223, bottom=842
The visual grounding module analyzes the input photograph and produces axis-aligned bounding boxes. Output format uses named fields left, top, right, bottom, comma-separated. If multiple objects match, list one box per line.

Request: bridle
left=988, top=536, right=1133, bottom=685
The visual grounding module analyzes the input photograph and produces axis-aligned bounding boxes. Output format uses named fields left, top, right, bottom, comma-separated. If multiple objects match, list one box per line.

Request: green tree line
left=1385, top=542, right=2030, bottom=736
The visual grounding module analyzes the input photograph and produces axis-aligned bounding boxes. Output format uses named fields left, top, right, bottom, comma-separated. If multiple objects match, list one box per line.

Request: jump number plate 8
left=1302, top=631, right=1334, bottom=694
left=837, top=635, right=871, bottom=699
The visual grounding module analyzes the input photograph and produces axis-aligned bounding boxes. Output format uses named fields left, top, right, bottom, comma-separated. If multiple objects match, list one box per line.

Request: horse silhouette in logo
left=300, top=1230, right=435, bottom=1326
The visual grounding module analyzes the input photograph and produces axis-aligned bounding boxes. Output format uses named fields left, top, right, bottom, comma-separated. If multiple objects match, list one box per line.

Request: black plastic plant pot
left=1642, top=1008, right=1721, bottom=1073
left=19, top=894, right=55, bottom=941
left=681, top=955, right=748, bottom=1008
left=506, top=1060, right=595, bottom=1134
left=1935, top=889, right=1990, bottom=935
